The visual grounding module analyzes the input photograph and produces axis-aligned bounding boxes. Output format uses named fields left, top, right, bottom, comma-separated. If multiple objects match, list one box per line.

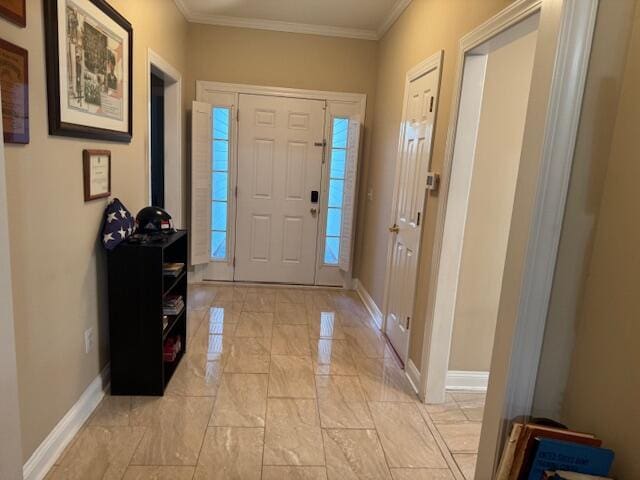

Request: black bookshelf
left=107, top=230, right=188, bottom=395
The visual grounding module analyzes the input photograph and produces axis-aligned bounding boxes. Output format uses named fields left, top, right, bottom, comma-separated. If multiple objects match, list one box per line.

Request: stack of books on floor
left=163, top=262, right=185, bottom=277
left=543, top=472, right=613, bottom=479
left=497, top=421, right=615, bottom=480
left=163, top=294, right=184, bottom=316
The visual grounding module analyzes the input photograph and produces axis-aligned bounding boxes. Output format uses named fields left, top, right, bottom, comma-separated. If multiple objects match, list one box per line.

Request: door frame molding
left=196, top=81, right=367, bottom=287
left=380, top=50, right=444, bottom=363
left=414, top=0, right=598, bottom=477
left=197, top=81, right=367, bottom=112
left=0, top=89, right=23, bottom=479
left=147, top=49, right=183, bottom=227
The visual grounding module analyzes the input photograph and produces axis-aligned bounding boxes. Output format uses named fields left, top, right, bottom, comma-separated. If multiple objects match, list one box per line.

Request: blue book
left=527, top=438, right=614, bottom=480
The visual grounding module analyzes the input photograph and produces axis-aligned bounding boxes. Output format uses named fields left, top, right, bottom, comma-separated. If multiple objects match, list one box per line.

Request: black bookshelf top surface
left=115, top=230, right=187, bottom=250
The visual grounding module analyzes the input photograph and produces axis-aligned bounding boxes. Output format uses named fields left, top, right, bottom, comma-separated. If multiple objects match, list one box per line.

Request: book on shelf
left=527, top=439, right=614, bottom=480
left=163, top=336, right=182, bottom=362
left=163, top=294, right=184, bottom=316
left=543, top=471, right=613, bottom=480
left=163, top=262, right=185, bottom=277
left=503, top=422, right=602, bottom=480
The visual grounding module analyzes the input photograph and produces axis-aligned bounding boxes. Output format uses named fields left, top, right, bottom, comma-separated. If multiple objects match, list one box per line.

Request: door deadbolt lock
left=426, top=172, right=440, bottom=191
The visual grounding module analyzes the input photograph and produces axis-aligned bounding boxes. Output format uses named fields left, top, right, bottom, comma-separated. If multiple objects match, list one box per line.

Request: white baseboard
left=405, top=359, right=421, bottom=394
left=446, top=370, right=489, bottom=391
left=353, top=279, right=383, bottom=329
left=23, top=365, right=111, bottom=480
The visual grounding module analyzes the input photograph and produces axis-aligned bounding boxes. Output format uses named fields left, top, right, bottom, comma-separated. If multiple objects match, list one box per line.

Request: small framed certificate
left=83, top=149, right=111, bottom=201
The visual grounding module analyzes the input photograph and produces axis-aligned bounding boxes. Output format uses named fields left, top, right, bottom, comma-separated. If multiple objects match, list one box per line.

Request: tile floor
left=45, top=285, right=485, bottom=480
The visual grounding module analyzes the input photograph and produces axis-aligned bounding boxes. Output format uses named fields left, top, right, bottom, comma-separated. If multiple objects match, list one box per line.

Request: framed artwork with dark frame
left=0, top=0, right=26, bottom=27
left=83, top=149, right=111, bottom=201
left=43, top=0, right=132, bottom=142
left=0, top=37, right=29, bottom=144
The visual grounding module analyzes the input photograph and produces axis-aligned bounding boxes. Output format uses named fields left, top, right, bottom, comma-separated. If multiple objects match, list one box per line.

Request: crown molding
left=173, top=0, right=191, bottom=21
left=188, top=14, right=378, bottom=40
left=174, top=0, right=412, bottom=41
left=377, top=0, right=412, bottom=38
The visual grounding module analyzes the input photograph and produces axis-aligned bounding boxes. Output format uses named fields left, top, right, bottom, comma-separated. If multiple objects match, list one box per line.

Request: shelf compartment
left=163, top=270, right=186, bottom=297
left=163, top=308, right=185, bottom=341
left=163, top=348, right=184, bottom=387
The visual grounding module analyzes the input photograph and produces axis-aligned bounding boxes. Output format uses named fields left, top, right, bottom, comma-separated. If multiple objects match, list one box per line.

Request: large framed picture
left=43, top=0, right=132, bottom=142
left=0, top=38, right=29, bottom=144
left=0, top=0, right=26, bottom=27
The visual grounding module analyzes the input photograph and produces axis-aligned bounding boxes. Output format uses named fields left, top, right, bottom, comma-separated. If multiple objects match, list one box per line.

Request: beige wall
left=449, top=30, right=537, bottom=372
left=559, top=4, right=640, bottom=478
left=186, top=24, right=378, bottom=103
left=186, top=25, right=377, bottom=200
left=2, top=0, right=188, bottom=460
left=0, top=90, right=23, bottom=477
left=355, top=0, right=513, bottom=368
left=532, top=0, right=638, bottom=419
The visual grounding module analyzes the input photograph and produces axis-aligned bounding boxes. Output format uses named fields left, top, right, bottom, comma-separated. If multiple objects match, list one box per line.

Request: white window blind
left=190, top=101, right=212, bottom=265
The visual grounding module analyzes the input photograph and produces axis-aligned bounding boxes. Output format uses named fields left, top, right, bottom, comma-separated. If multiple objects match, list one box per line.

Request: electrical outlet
left=84, top=327, right=95, bottom=354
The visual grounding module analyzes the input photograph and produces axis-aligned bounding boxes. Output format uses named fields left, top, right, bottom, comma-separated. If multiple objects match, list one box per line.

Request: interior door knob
left=388, top=224, right=400, bottom=233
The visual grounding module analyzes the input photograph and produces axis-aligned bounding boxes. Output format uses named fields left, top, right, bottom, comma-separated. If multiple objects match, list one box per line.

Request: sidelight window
left=324, top=117, right=349, bottom=265
left=211, top=107, right=230, bottom=260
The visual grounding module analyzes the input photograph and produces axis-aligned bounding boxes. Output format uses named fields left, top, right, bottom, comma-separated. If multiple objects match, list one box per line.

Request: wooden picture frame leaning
left=0, top=0, right=26, bottom=27
left=0, top=37, right=29, bottom=144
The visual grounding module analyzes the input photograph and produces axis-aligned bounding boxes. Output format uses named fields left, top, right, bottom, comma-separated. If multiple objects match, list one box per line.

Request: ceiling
left=174, top=0, right=412, bottom=40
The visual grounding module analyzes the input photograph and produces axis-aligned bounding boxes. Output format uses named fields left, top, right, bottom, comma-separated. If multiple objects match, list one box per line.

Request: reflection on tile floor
left=46, top=285, right=485, bottom=480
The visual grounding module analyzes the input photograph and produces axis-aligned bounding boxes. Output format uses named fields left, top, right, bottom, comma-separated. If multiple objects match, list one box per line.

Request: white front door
left=385, top=63, right=440, bottom=362
left=234, top=94, right=326, bottom=284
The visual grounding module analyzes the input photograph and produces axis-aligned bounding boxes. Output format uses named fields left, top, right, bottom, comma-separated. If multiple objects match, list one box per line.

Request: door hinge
left=232, top=257, right=236, bottom=267
left=406, top=316, right=411, bottom=329
left=429, top=96, right=434, bottom=113
left=236, top=110, right=240, bottom=122
left=416, top=212, right=421, bottom=226
left=235, top=185, right=238, bottom=198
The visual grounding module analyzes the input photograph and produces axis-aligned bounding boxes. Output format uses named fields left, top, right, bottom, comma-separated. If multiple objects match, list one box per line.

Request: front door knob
left=388, top=224, right=399, bottom=233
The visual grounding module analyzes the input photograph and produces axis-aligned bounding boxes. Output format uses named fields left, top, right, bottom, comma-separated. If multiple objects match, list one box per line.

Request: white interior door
left=235, top=94, right=325, bottom=284
left=385, top=62, right=441, bottom=363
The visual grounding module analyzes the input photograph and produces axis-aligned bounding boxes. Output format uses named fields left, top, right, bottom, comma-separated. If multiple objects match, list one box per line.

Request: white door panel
left=385, top=67, right=440, bottom=363
left=235, top=94, right=325, bottom=284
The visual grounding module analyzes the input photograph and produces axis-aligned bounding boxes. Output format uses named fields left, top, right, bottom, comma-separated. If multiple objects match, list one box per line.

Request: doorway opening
left=382, top=51, right=443, bottom=366
left=190, top=82, right=365, bottom=287
left=416, top=13, right=540, bottom=478
left=150, top=72, right=165, bottom=208
left=147, top=49, right=183, bottom=228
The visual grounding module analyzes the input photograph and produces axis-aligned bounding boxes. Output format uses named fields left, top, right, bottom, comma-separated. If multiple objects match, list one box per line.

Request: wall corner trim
left=406, top=359, right=421, bottom=394
left=446, top=370, right=489, bottom=391
left=353, top=278, right=383, bottom=330
left=23, top=365, right=111, bottom=480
